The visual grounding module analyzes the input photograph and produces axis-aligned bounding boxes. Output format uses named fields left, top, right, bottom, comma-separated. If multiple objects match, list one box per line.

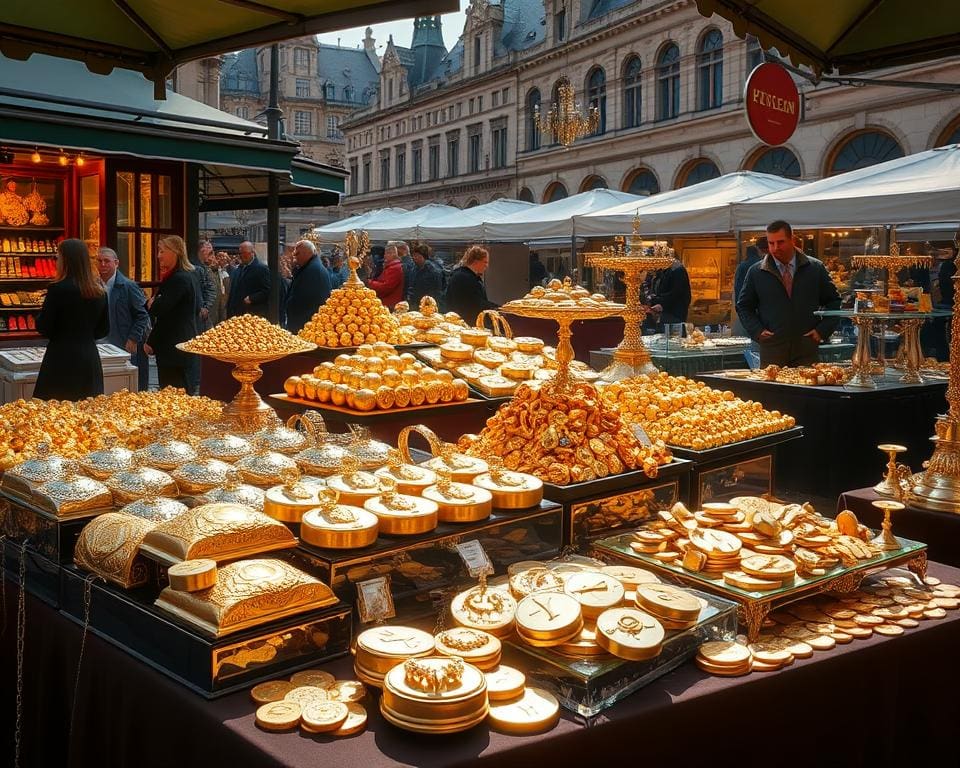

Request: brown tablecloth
left=4, top=562, right=960, bottom=767
left=838, top=487, right=960, bottom=567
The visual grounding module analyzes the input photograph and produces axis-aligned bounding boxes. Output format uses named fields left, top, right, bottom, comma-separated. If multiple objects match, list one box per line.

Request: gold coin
left=326, top=680, right=368, bottom=703
left=484, top=665, right=527, bottom=702
left=698, top=640, right=751, bottom=667
left=284, top=686, right=330, bottom=707
left=487, top=687, right=560, bottom=735
left=853, top=614, right=884, bottom=626
left=923, top=607, right=948, bottom=619
left=844, top=625, right=873, bottom=639
left=873, top=623, right=905, bottom=636
left=331, top=703, right=368, bottom=737
left=290, top=669, right=336, bottom=688
left=250, top=680, right=295, bottom=705
left=256, top=700, right=302, bottom=731
left=694, top=655, right=752, bottom=676
left=923, top=576, right=942, bottom=586
left=933, top=597, right=959, bottom=609
left=895, top=617, right=920, bottom=628
left=301, top=700, right=349, bottom=733
left=747, top=642, right=793, bottom=665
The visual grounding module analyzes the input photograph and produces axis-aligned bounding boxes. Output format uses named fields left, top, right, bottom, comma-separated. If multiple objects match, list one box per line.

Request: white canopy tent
left=361, top=203, right=460, bottom=241
left=575, top=172, right=803, bottom=236
left=482, top=189, right=646, bottom=241
left=733, top=144, right=960, bottom=229
left=310, top=207, right=410, bottom=242
left=413, top=199, right=537, bottom=240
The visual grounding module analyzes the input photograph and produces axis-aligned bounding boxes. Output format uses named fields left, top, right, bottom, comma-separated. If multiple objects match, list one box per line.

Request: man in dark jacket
left=284, top=240, right=332, bottom=334
left=227, top=241, right=271, bottom=318
left=732, top=237, right=767, bottom=337
left=96, top=247, right=151, bottom=390
left=444, top=245, right=497, bottom=324
left=407, top=243, right=444, bottom=309
left=649, top=253, right=692, bottom=326
left=736, top=220, right=841, bottom=366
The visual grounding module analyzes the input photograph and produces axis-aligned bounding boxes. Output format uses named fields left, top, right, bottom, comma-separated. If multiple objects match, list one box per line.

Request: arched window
left=697, top=29, right=723, bottom=111
left=526, top=89, right=542, bottom=151
left=587, top=67, right=606, bottom=135
left=679, top=159, right=721, bottom=188
left=323, top=82, right=335, bottom=100
left=656, top=43, right=680, bottom=121
left=745, top=35, right=764, bottom=73
left=828, top=130, right=905, bottom=175
left=747, top=147, right=801, bottom=178
left=544, top=182, right=568, bottom=202
left=465, top=198, right=480, bottom=208
left=518, top=187, right=535, bottom=202
left=936, top=115, right=960, bottom=146
left=622, top=56, right=642, bottom=129
left=580, top=175, right=608, bottom=192
left=623, top=168, right=660, bottom=196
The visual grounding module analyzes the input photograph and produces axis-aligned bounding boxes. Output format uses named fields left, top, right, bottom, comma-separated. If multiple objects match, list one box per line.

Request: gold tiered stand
left=177, top=346, right=316, bottom=431
left=501, top=301, right=626, bottom=392
left=911, top=251, right=960, bottom=514
left=851, top=242, right=933, bottom=293
left=584, top=216, right=675, bottom=382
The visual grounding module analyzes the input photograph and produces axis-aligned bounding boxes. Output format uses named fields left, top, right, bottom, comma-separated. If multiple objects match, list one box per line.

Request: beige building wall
left=172, top=58, right=222, bottom=108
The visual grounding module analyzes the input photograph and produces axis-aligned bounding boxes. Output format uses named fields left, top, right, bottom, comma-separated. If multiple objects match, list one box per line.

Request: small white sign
left=632, top=424, right=652, bottom=446
left=456, top=540, right=493, bottom=578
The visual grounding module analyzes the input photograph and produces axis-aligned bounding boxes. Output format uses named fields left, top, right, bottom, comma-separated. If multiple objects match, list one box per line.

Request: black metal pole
left=266, top=43, right=282, bottom=324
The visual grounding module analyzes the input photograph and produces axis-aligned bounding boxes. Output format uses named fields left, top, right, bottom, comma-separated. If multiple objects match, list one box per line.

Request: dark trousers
left=758, top=334, right=819, bottom=367
left=157, top=365, right=189, bottom=391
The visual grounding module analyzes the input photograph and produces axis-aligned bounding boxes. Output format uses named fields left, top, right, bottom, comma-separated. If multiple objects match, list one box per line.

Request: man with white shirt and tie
left=736, top=220, right=840, bottom=367
left=96, top=247, right=151, bottom=390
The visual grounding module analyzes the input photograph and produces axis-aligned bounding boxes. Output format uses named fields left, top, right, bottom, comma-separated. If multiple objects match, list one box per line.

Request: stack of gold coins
left=599, top=564, right=660, bottom=604
left=515, top=592, right=584, bottom=647
left=562, top=571, right=625, bottom=620
left=594, top=607, right=665, bottom=661
left=380, top=657, right=489, bottom=734
left=508, top=567, right=565, bottom=600
left=300, top=497, right=379, bottom=550
left=483, top=665, right=526, bottom=702
left=433, top=628, right=502, bottom=671
left=553, top=622, right=610, bottom=659
left=167, top=559, right=217, bottom=592
left=487, top=687, right=560, bottom=735
left=449, top=584, right=517, bottom=638
left=686, top=529, right=743, bottom=575
left=695, top=640, right=753, bottom=676
left=634, top=583, right=702, bottom=630
left=353, top=626, right=435, bottom=688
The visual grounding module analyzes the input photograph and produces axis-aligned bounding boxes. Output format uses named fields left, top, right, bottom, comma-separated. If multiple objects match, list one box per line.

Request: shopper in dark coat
left=34, top=239, right=109, bottom=400
left=145, top=235, right=198, bottom=390
left=736, top=220, right=841, bottom=367
left=408, top=243, right=444, bottom=309
left=444, top=245, right=497, bottom=324
left=226, top=241, right=270, bottom=318
left=650, top=255, right=692, bottom=326
left=96, top=246, right=151, bottom=391
left=284, top=240, right=332, bottom=334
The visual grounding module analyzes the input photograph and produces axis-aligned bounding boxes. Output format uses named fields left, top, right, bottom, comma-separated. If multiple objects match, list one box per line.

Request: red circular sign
left=744, top=62, right=801, bottom=146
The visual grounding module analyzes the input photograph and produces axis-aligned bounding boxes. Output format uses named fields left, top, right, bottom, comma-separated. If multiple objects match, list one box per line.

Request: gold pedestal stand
left=874, top=443, right=911, bottom=496
left=870, top=499, right=905, bottom=550
left=911, top=255, right=960, bottom=514
left=848, top=315, right=877, bottom=389
left=584, top=217, right=675, bottom=383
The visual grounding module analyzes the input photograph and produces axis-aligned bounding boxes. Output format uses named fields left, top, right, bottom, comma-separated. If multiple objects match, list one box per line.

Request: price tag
left=632, top=424, right=652, bottom=446
left=355, top=575, right=396, bottom=624
left=456, top=540, right=493, bottom=578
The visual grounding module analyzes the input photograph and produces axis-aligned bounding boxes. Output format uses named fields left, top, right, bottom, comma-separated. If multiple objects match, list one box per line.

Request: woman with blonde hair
left=443, top=244, right=497, bottom=324
left=144, top=235, right=197, bottom=390
left=34, top=238, right=109, bottom=400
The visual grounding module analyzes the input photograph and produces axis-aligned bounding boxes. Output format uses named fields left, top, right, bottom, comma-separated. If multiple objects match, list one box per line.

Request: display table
left=0, top=343, right=138, bottom=403
left=4, top=561, right=960, bottom=767
left=697, top=374, right=947, bottom=498
left=838, top=487, right=960, bottom=567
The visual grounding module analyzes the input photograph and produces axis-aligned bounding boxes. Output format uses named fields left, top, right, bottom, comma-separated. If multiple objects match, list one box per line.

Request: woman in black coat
left=144, top=235, right=198, bottom=390
left=34, top=239, right=109, bottom=400
left=443, top=245, right=497, bottom=324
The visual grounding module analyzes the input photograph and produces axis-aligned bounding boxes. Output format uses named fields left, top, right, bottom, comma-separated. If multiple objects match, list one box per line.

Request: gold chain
left=68, top=574, right=98, bottom=745
left=14, top=542, right=27, bottom=768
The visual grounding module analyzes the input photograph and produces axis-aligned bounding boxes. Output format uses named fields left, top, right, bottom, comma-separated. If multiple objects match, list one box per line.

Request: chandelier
left=534, top=77, right=599, bottom=147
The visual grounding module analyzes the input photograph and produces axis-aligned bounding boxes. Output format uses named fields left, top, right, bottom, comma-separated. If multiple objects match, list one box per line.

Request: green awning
left=0, top=0, right=457, bottom=97
left=696, top=0, right=960, bottom=75
left=198, top=159, right=344, bottom=212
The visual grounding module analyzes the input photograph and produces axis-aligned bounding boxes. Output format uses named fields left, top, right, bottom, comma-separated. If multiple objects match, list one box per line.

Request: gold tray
left=270, top=393, right=481, bottom=416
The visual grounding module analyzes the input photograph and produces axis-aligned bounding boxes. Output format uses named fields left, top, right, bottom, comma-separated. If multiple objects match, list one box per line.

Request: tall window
left=293, top=110, right=312, bottom=135
left=526, top=89, right=541, bottom=151
left=749, top=147, right=801, bottom=178
left=294, top=47, right=309, bottom=69
left=362, top=154, right=371, bottom=192
left=697, top=29, right=724, bottom=111
left=491, top=119, right=508, bottom=168
left=586, top=67, right=606, bottom=135
left=746, top=35, right=764, bottom=72
left=828, top=131, right=904, bottom=175
left=412, top=141, right=423, bottom=183
left=236, top=106, right=249, bottom=119
left=396, top=148, right=406, bottom=186
left=447, top=131, right=460, bottom=177
left=349, top=160, right=358, bottom=195
left=555, top=9, right=566, bottom=42
left=622, top=56, right=642, bottom=129
left=326, top=115, right=340, bottom=139
left=344, top=85, right=355, bottom=102
left=492, top=90, right=500, bottom=107
left=468, top=125, right=482, bottom=173
left=114, top=164, right=180, bottom=284
left=624, top=168, right=660, bottom=196
left=323, top=82, right=335, bottom=100
left=474, top=36, right=481, bottom=73
left=656, top=43, right=680, bottom=120
left=296, top=78, right=310, bottom=97
left=379, top=150, right=390, bottom=189
left=428, top=136, right=440, bottom=180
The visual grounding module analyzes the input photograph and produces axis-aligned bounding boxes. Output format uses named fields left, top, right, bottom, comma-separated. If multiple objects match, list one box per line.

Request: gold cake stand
left=500, top=301, right=626, bottom=392
left=584, top=217, right=675, bottom=382
left=178, top=345, right=316, bottom=431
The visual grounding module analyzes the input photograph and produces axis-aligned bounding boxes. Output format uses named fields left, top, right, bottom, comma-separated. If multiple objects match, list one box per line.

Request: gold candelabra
left=534, top=77, right=600, bottom=148
left=584, top=215, right=675, bottom=382
left=851, top=241, right=933, bottom=292
left=911, top=247, right=960, bottom=513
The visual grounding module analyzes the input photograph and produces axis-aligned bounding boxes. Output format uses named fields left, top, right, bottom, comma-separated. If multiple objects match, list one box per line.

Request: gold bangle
left=403, top=657, right=464, bottom=693
left=437, top=629, right=489, bottom=652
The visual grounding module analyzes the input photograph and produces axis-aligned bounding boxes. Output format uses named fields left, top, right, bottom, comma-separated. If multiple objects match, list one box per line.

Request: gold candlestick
left=874, top=443, right=908, bottom=496
left=584, top=215, right=676, bottom=382
left=870, top=499, right=904, bottom=551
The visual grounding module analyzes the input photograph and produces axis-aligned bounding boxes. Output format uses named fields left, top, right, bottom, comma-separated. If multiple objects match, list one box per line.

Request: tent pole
left=266, top=43, right=282, bottom=325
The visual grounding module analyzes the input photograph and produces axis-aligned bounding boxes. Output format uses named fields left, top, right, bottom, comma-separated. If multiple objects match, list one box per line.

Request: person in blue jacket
left=96, top=246, right=151, bottom=390
left=284, top=240, right=332, bottom=334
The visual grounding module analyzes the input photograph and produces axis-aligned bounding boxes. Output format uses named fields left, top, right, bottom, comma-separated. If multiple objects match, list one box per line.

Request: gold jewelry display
left=235, top=439, right=299, bottom=488
left=353, top=625, right=435, bottom=687
left=263, top=467, right=324, bottom=523
left=437, top=629, right=489, bottom=652
left=594, top=607, right=665, bottom=661
left=73, top=512, right=155, bottom=588
left=515, top=592, right=584, bottom=647
left=472, top=457, right=544, bottom=510
left=434, top=627, right=501, bottom=670
left=450, top=583, right=517, bottom=637
left=197, top=469, right=265, bottom=512
left=380, top=657, right=488, bottom=734
left=32, top=462, right=113, bottom=518
left=300, top=489, right=379, bottom=549
left=363, top=478, right=439, bottom=535
left=422, top=469, right=492, bottom=523
left=403, top=657, right=465, bottom=694
left=562, top=571, right=625, bottom=619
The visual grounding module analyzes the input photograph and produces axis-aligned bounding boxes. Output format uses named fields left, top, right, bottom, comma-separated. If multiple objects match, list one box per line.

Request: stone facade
left=342, top=0, right=960, bottom=214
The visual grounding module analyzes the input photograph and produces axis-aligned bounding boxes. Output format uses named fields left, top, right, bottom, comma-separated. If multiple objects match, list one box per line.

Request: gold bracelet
left=403, top=657, right=464, bottom=693
left=438, top=629, right=489, bottom=652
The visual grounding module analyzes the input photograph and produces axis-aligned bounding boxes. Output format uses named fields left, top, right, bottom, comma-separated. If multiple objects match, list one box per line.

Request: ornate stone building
left=341, top=0, right=960, bottom=213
